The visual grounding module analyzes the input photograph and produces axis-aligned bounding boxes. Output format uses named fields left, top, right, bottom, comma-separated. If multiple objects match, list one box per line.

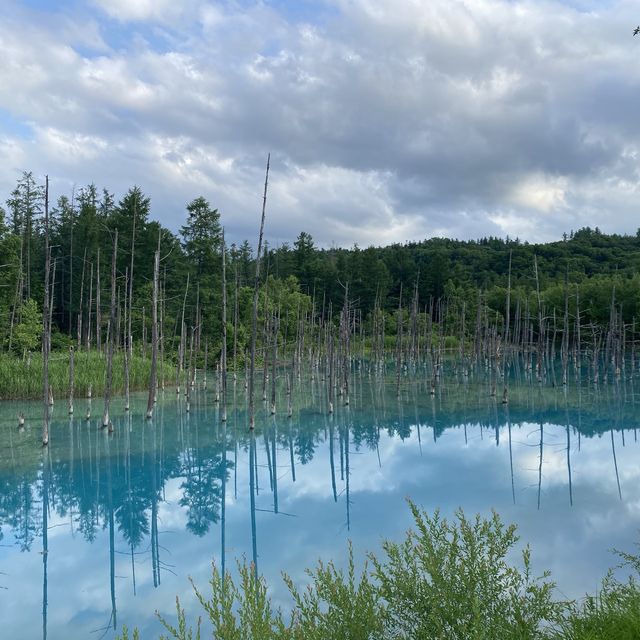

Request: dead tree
left=221, top=230, right=228, bottom=422
left=249, top=154, right=270, bottom=429
left=146, top=237, right=160, bottom=419
left=42, top=175, right=51, bottom=446
left=102, top=230, right=118, bottom=428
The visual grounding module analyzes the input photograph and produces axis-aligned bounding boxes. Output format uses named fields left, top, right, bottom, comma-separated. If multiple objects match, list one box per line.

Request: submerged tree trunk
left=68, top=346, right=75, bottom=415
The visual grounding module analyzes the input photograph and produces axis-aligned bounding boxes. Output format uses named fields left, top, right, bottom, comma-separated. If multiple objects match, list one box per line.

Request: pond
left=1, top=366, right=639, bottom=638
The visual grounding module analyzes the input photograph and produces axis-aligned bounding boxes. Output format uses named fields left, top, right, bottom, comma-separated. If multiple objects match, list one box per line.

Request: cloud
left=91, top=0, right=199, bottom=24
left=507, top=173, right=569, bottom=213
left=0, top=0, right=639, bottom=246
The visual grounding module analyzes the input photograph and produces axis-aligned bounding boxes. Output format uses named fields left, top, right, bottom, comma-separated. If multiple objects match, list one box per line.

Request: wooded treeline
left=2, top=170, right=640, bottom=359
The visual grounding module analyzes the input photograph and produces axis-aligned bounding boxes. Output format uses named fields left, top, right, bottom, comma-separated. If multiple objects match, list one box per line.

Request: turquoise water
left=0, top=370, right=639, bottom=638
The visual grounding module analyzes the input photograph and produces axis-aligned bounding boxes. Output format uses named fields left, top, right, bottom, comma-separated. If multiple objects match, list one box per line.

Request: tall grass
left=0, top=350, right=176, bottom=399
left=550, top=546, right=640, bottom=639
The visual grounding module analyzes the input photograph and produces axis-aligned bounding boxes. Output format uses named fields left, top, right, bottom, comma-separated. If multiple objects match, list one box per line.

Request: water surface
left=1, top=371, right=639, bottom=638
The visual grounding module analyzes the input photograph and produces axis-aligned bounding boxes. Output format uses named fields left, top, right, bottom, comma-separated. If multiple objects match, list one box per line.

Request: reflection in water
left=507, top=406, right=515, bottom=505
left=107, top=434, right=117, bottom=632
left=0, top=367, right=640, bottom=639
left=537, top=421, right=543, bottom=511
left=42, top=449, right=49, bottom=640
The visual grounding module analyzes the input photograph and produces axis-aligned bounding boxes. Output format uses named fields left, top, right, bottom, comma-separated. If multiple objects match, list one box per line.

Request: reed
left=0, top=350, right=175, bottom=400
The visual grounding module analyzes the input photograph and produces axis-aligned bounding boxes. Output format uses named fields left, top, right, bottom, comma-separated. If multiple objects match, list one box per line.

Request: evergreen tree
left=181, top=197, right=223, bottom=343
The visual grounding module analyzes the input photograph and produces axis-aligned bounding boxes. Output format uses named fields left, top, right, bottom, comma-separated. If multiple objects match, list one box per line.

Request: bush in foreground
left=118, top=502, right=584, bottom=639
left=550, top=544, right=640, bottom=640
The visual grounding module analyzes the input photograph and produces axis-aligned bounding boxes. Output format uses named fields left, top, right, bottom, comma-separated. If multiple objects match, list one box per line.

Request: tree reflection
left=0, top=374, right=637, bottom=557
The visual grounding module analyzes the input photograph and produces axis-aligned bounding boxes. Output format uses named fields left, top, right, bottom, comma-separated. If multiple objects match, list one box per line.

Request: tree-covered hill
left=2, top=171, right=639, bottom=356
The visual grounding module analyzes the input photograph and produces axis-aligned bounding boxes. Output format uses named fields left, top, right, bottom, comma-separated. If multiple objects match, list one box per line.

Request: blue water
left=0, top=371, right=639, bottom=638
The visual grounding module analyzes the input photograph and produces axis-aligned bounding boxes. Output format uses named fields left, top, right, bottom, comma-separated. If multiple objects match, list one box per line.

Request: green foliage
left=12, top=298, right=42, bottom=353
left=6, top=169, right=640, bottom=361
left=117, top=627, right=140, bottom=640
left=117, top=503, right=583, bottom=640
left=550, top=545, right=640, bottom=639
left=157, top=596, right=202, bottom=640
left=155, top=562, right=287, bottom=640
left=0, top=349, right=175, bottom=399
left=371, top=503, right=561, bottom=639
left=285, top=541, right=384, bottom=640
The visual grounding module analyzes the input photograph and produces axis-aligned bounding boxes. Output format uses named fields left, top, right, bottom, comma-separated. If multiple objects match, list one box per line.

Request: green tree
left=12, top=298, right=42, bottom=353
left=5, top=172, right=44, bottom=302
left=181, top=197, right=222, bottom=274
left=181, top=197, right=223, bottom=342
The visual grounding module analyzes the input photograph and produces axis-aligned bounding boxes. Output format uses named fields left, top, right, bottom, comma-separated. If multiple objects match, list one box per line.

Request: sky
left=0, top=0, right=639, bottom=248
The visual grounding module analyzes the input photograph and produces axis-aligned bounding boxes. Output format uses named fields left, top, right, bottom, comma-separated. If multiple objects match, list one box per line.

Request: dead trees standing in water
left=101, top=230, right=118, bottom=431
left=146, top=239, right=160, bottom=419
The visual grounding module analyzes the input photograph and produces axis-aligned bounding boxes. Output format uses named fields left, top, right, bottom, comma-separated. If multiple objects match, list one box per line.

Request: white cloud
left=507, top=173, right=569, bottom=213
left=0, top=0, right=639, bottom=246
left=91, top=0, right=195, bottom=23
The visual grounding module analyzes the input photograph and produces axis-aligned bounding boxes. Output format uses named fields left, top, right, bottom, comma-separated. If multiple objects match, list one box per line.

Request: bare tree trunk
left=395, top=284, right=403, bottom=398
left=49, top=256, right=57, bottom=331
left=249, top=154, right=270, bottom=429
left=221, top=231, right=228, bottom=422
left=562, top=266, right=569, bottom=385
left=176, top=273, right=189, bottom=393
left=102, top=231, right=118, bottom=429
left=77, top=247, right=86, bottom=349
left=534, top=255, right=544, bottom=380
left=123, top=267, right=130, bottom=411
left=233, top=263, right=239, bottom=381
left=26, top=180, right=31, bottom=301
left=68, top=346, right=75, bottom=415
left=160, top=267, right=166, bottom=390
left=129, top=194, right=137, bottom=357
left=146, top=238, right=160, bottom=419
left=270, top=313, right=279, bottom=415
left=505, top=249, right=512, bottom=346
left=142, top=306, right=146, bottom=358
left=203, top=339, right=208, bottom=389
left=186, top=326, right=194, bottom=412
left=87, top=262, right=93, bottom=351
left=42, top=175, right=51, bottom=446
left=68, top=187, right=75, bottom=337
left=96, top=248, right=102, bottom=354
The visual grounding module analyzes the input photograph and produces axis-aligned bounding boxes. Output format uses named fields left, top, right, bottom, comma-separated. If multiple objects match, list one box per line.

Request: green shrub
left=117, top=503, right=565, bottom=640
left=550, top=544, right=640, bottom=639
left=371, top=503, right=560, bottom=639
left=12, top=298, right=41, bottom=354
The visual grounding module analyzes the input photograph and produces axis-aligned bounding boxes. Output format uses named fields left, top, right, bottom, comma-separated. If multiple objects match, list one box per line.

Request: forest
left=1, top=170, right=640, bottom=366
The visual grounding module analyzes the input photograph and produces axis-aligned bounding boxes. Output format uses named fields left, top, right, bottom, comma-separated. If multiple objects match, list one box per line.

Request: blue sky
left=1, top=0, right=639, bottom=247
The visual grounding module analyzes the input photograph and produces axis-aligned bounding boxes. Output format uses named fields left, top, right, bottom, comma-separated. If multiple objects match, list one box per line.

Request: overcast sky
left=1, top=0, right=639, bottom=248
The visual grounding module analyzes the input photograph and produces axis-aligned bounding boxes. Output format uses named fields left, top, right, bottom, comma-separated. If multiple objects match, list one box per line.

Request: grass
left=113, top=501, right=640, bottom=640
left=0, top=349, right=176, bottom=399
left=549, top=546, right=640, bottom=639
